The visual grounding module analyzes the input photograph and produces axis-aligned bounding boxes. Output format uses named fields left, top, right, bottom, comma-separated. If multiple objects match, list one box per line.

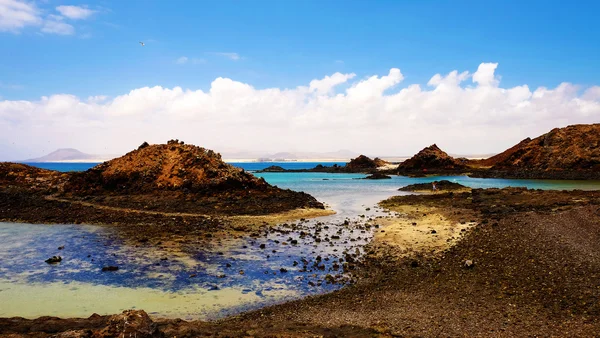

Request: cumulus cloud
left=0, top=0, right=96, bottom=35
left=1, top=62, right=599, bottom=160
left=55, top=5, right=95, bottom=20
left=309, top=72, right=356, bottom=94
left=176, top=56, right=189, bottom=64
left=41, top=14, right=74, bottom=35
left=0, top=0, right=41, bottom=32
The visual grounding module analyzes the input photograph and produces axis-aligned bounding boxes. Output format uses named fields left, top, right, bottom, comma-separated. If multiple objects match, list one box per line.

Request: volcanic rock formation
left=0, top=140, right=324, bottom=216
left=473, top=124, right=600, bottom=179
left=397, top=144, right=467, bottom=174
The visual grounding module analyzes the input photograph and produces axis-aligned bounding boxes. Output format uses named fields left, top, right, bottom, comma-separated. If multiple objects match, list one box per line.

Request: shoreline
left=4, top=188, right=600, bottom=336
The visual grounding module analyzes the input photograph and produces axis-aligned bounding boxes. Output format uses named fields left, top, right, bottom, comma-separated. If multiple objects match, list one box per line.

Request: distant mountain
left=23, top=148, right=109, bottom=162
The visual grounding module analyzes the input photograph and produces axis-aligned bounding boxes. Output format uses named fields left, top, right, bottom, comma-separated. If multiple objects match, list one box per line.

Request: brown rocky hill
left=345, top=155, right=380, bottom=170
left=65, top=140, right=269, bottom=195
left=473, top=138, right=532, bottom=168
left=397, top=144, right=467, bottom=172
left=483, top=124, right=600, bottom=175
left=0, top=140, right=324, bottom=215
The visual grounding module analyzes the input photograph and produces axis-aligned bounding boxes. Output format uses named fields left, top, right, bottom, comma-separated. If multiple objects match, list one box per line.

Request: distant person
left=432, top=182, right=437, bottom=192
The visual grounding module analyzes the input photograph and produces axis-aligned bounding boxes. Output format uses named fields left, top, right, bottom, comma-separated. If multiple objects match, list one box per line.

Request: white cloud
left=56, top=5, right=95, bottom=20
left=1, top=1, right=97, bottom=35
left=0, top=0, right=41, bottom=32
left=472, top=62, right=499, bottom=87
left=41, top=15, right=74, bottom=35
left=212, top=52, right=242, bottom=61
left=176, top=56, right=206, bottom=65
left=1, top=62, right=599, bottom=160
left=309, top=72, right=355, bottom=94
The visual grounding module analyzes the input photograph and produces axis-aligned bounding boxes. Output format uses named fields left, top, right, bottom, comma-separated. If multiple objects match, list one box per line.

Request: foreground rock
left=0, top=310, right=159, bottom=338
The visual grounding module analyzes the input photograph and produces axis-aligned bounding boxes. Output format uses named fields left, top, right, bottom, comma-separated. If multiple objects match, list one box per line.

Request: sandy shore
left=2, top=188, right=600, bottom=337
left=374, top=204, right=475, bottom=258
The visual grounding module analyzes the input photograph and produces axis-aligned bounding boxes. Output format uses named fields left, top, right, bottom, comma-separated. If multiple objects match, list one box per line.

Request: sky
left=1, top=0, right=600, bottom=160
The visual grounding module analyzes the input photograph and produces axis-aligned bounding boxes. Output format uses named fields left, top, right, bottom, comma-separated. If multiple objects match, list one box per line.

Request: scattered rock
left=45, top=256, right=62, bottom=264
left=101, top=266, right=119, bottom=272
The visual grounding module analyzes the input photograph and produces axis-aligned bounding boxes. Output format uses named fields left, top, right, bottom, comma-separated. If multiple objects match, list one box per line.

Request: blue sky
left=2, top=0, right=600, bottom=100
left=1, top=0, right=600, bottom=160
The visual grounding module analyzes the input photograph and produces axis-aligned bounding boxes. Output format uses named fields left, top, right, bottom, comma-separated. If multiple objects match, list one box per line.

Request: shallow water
left=1, top=171, right=600, bottom=319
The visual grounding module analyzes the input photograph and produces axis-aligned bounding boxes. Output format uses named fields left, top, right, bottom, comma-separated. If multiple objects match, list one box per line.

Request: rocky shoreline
left=2, top=188, right=600, bottom=337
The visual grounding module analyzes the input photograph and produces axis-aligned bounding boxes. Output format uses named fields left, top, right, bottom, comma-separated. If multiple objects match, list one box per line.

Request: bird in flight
left=139, top=41, right=145, bottom=46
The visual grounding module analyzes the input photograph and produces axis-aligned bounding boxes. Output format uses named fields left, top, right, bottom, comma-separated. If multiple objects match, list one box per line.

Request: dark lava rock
left=399, top=180, right=468, bottom=192
left=45, top=256, right=62, bottom=264
left=257, top=165, right=286, bottom=172
left=280, top=268, right=288, bottom=273
left=101, top=266, right=119, bottom=272
left=364, top=173, right=392, bottom=180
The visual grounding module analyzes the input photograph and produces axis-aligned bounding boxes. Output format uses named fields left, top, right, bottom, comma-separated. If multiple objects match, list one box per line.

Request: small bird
left=139, top=41, right=145, bottom=46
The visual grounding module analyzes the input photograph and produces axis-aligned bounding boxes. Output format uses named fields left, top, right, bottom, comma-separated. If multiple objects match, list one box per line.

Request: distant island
left=23, top=148, right=115, bottom=163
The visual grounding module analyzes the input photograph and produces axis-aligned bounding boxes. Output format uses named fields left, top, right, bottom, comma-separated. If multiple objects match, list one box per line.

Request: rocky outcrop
left=397, top=144, right=468, bottom=174
left=364, top=173, right=392, bottom=180
left=0, top=162, right=66, bottom=192
left=256, top=155, right=388, bottom=174
left=0, top=141, right=324, bottom=216
left=65, top=140, right=269, bottom=195
left=399, top=180, right=468, bottom=192
left=472, top=124, right=600, bottom=179
left=259, top=165, right=286, bottom=172
left=346, top=155, right=380, bottom=171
